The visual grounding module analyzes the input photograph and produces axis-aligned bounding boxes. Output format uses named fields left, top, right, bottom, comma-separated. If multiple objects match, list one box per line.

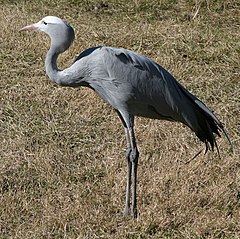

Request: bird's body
left=20, top=16, right=231, bottom=218
left=54, top=45, right=225, bottom=149
left=61, top=46, right=177, bottom=118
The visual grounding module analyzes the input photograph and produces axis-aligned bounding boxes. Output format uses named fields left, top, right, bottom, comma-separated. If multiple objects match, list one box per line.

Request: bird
left=19, top=16, right=231, bottom=218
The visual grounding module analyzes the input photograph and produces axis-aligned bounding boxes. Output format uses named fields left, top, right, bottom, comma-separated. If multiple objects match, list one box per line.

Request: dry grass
left=0, top=0, right=240, bottom=238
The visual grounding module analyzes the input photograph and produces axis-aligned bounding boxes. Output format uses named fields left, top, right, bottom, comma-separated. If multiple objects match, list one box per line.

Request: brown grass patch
left=0, top=0, right=239, bottom=238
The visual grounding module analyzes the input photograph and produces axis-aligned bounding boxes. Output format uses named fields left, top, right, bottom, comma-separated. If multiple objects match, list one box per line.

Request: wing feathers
left=112, top=47, right=231, bottom=153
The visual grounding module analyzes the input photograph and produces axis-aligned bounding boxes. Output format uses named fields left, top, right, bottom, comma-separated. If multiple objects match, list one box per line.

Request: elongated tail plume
left=176, top=80, right=232, bottom=154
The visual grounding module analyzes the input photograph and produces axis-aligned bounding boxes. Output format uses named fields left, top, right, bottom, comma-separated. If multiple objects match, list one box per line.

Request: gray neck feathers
left=45, top=46, right=60, bottom=83
left=44, top=24, right=75, bottom=85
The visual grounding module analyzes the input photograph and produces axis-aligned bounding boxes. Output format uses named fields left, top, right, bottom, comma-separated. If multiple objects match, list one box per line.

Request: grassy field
left=0, top=0, right=239, bottom=238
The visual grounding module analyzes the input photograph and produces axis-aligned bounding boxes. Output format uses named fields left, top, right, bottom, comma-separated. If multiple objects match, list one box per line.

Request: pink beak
left=19, top=24, right=38, bottom=32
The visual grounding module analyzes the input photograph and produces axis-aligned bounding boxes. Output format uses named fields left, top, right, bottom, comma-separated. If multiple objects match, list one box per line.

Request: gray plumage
left=20, top=16, right=231, bottom=218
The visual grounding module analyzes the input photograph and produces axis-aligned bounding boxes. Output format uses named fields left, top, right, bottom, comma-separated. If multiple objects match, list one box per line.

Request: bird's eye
left=43, top=21, right=47, bottom=25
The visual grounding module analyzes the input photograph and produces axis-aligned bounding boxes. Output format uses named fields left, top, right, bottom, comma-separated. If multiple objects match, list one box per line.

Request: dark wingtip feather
left=171, top=75, right=231, bottom=155
left=219, top=125, right=232, bottom=146
left=174, top=80, right=231, bottom=154
left=200, top=118, right=231, bottom=158
left=193, top=109, right=231, bottom=157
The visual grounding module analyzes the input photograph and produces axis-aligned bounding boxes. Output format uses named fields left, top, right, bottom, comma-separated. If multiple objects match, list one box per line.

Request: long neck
left=45, top=46, right=61, bottom=84
left=45, top=42, right=89, bottom=87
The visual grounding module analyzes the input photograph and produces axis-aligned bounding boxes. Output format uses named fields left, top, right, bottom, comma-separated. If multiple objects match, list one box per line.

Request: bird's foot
left=131, top=208, right=138, bottom=219
left=122, top=207, right=138, bottom=218
left=123, top=206, right=131, bottom=217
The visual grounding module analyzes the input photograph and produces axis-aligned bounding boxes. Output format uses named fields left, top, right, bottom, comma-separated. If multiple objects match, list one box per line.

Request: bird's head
left=19, top=16, right=75, bottom=53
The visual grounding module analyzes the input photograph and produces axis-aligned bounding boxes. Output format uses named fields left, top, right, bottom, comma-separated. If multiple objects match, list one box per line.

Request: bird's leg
left=115, top=110, right=139, bottom=218
left=123, top=128, right=132, bottom=216
left=124, top=159, right=132, bottom=216
left=128, top=127, right=139, bottom=218
left=132, top=160, right=138, bottom=218
left=123, top=126, right=139, bottom=218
